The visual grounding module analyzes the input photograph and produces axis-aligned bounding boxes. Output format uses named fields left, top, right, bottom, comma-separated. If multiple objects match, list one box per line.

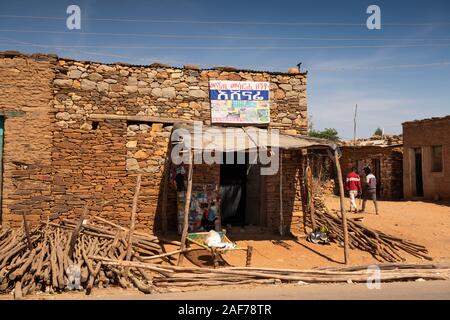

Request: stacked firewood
left=0, top=216, right=178, bottom=299
left=0, top=202, right=441, bottom=298
left=309, top=196, right=432, bottom=262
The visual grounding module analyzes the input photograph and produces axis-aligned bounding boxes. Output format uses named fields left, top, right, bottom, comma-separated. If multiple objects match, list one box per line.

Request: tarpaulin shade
left=171, top=123, right=337, bottom=152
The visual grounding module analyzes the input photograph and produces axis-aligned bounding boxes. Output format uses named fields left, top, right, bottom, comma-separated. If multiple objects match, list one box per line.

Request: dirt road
left=14, top=280, right=450, bottom=300
left=127, top=280, right=450, bottom=300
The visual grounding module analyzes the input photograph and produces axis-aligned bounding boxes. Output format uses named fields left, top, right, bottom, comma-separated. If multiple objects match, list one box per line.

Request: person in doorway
left=201, top=202, right=217, bottom=232
left=345, top=166, right=362, bottom=213
left=360, top=167, right=379, bottom=215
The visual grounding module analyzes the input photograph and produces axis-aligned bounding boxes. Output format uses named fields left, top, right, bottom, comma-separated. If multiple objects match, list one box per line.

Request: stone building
left=403, top=116, right=450, bottom=200
left=339, top=136, right=403, bottom=199
left=0, top=51, right=332, bottom=235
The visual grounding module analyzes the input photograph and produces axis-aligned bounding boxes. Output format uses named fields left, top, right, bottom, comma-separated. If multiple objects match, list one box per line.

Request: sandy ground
left=1, top=195, right=449, bottom=300
left=325, top=196, right=450, bottom=263
left=220, top=195, right=450, bottom=269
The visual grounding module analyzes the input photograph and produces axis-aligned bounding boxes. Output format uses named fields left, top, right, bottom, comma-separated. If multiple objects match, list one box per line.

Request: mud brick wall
left=0, top=54, right=56, bottom=227
left=0, top=52, right=309, bottom=233
left=403, top=116, right=450, bottom=200
left=265, top=150, right=305, bottom=234
left=340, top=146, right=403, bottom=199
left=51, top=120, right=133, bottom=225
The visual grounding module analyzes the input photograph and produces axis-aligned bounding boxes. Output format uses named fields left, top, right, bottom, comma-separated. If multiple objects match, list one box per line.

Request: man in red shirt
left=345, top=166, right=362, bottom=213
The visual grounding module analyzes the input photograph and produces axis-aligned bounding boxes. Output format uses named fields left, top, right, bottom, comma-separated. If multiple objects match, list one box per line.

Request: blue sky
left=0, top=0, right=449, bottom=139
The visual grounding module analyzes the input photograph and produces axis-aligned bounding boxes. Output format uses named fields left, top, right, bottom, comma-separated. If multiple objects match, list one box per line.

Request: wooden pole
left=279, top=149, right=284, bottom=236
left=300, top=155, right=308, bottom=234
left=126, top=174, right=142, bottom=262
left=178, top=150, right=194, bottom=266
left=161, top=147, right=171, bottom=234
left=353, top=104, right=358, bottom=163
left=334, top=149, right=349, bottom=264
left=68, top=205, right=88, bottom=258
left=306, top=159, right=317, bottom=230
left=139, top=248, right=196, bottom=261
left=353, top=104, right=358, bottom=147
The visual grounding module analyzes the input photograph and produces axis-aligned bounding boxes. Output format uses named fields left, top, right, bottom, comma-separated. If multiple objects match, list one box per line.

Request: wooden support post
left=161, top=147, right=171, bottom=234
left=246, top=246, right=253, bottom=267
left=300, top=154, right=308, bottom=234
left=68, top=205, right=88, bottom=258
left=125, top=174, right=142, bottom=262
left=178, top=150, right=194, bottom=266
left=212, top=248, right=219, bottom=269
left=279, top=149, right=284, bottom=236
left=334, top=149, right=349, bottom=264
left=306, top=159, right=317, bottom=230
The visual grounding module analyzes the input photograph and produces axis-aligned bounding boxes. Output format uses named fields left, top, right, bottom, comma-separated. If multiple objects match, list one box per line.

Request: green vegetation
left=308, top=117, right=340, bottom=141
left=374, top=127, right=383, bottom=136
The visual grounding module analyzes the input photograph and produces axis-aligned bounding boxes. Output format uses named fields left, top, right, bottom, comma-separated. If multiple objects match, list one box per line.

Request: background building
left=402, top=116, right=450, bottom=200
left=339, top=136, right=403, bottom=200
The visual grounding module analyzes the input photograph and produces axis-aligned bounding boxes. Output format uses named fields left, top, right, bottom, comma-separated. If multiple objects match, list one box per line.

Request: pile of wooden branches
left=88, top=257, right=450, bottom=287
left=309, top=196, right=432, bottom=262
left=0, top=216, right=180, bottom=299
left=0, top=214, right=447, bottom=297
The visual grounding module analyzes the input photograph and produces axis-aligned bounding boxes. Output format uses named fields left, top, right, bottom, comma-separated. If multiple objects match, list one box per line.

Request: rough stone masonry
left=0, top=51, right=309, bottom=234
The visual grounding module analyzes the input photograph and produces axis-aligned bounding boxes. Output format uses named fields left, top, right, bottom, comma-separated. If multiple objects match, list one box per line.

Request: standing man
left=361, top=167, right=379, bottom=215
left=345, top=166, right=362, bottom=213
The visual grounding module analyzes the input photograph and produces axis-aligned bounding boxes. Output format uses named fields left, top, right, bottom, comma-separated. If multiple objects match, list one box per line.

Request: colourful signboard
left=209, top=80, right=270, bottom=124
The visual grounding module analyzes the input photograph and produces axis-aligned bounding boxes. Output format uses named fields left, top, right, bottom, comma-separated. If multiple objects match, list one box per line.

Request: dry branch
left=307, top=195, right=432, bottom=262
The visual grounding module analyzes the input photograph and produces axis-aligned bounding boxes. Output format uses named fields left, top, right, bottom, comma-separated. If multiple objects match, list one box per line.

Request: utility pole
left=353, top=104, right=358, bottom=146
left=353, top=104, right=358, bottom=163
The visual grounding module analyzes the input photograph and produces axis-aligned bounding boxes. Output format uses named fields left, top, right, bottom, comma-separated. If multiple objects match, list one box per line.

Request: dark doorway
left=371, top=158, right=382, bottom=197
left=414, top=148, right=424, bottom=197
left=219, top=152, right=263, bottom=227
left=220, top=153, right=247, bottom=226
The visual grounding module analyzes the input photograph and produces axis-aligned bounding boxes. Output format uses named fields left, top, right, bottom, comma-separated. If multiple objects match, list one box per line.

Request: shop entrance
left=219, top=152, right=263, bottom=227
left=414, top=148, right=424, bottom=197
left=371, top=158, right=382, bottom=197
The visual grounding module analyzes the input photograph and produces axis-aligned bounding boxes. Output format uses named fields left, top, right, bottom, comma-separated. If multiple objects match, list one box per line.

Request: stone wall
left=50, top=58, right=309, bottom=233
left=0, top=53, right=56, bottom=227
left=52, top=59, right=308, bottom=134
left=0, top=52, right=309, bottom=234
left=403, top=116, right=450, bottom=200
left=340, top=146, right=403, bottom=199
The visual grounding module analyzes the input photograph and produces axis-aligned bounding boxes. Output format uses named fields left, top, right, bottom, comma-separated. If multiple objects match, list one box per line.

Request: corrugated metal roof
left=171, top=123, right=337, bottom=152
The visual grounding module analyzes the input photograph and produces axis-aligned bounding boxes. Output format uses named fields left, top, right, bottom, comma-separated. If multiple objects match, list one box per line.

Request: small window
left=431, top=146, right=443, bottom=172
